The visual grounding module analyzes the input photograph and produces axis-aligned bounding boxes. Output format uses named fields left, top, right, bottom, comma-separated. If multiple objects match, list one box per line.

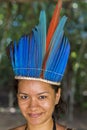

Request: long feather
left=17, top=36, right=24, bottom=75
left=28, top=32, right=35, bottom=77
left=32, top=11, right=46, bottom=77
left=32, top=27, right=41, bottom=77
left=23, top=35, right=29, bottom=76
left=55, top=37, right=70, bottom=81
left=46, top=0, right=62, bottom=51
left=60, top=37, right=70, bottom=74
left=49, top=34, right=65, bottom=72
left=53, top=37, right=68, bottom=81
left=39, top=10, right=46, bottom=60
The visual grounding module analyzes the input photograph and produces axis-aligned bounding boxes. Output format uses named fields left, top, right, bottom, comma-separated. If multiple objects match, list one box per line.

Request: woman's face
left=17, top=80, right=60, bottom=126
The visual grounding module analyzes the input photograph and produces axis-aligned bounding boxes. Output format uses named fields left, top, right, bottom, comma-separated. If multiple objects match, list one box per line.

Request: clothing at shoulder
left=56, top=123, right=66, bottom=130
left=9, top=124, right=26, bottom=130
left=56, top=123, right=76, bottom=130
left=66, top=128, right=77, bottom=130
left=65, top=128, right=77, bottom=130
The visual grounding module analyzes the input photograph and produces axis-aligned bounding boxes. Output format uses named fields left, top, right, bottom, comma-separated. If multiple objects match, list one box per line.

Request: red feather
left=46, top=0, right=62, bottom=51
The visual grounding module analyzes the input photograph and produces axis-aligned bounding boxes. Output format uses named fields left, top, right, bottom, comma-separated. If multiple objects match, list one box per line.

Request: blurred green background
left=0, top=0, right=87, bottom=129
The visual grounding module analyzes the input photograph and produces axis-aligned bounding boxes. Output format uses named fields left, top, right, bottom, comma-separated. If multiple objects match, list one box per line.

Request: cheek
left=18, top=103, right=29, bottom=119
left=40, top=99, right=55, bottom=112
left=18, top=102, right=28, bottom=113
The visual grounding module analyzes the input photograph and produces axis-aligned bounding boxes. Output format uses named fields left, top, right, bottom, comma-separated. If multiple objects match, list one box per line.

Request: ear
left=55, top=88, right=61, bottom=105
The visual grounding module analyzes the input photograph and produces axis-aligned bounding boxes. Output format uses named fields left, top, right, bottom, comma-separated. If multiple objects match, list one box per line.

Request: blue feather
left=17, top=36, right=23, bottom=75
left=60, top=37, right=70, bottom=74
left=32, top=27, right=41, bottom=77
left=38, top=10, right=46, bottom=61
left=28, top=32, right=36, bottom=77
left=22, top=35, right=29, bottom=76
left=50, top=36, right=65, bottom=81
left=54, top=37, right=68, bottom=81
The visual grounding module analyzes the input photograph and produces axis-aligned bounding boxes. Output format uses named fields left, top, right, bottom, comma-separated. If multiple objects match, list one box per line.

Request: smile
left=28, top=113, right=43, bottom=118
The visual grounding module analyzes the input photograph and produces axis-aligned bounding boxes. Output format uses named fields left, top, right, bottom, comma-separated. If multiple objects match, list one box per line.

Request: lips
left=28, top=113, right=43, bottom=118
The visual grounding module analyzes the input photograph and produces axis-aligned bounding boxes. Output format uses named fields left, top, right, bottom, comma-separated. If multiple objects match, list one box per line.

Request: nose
left=29, top=97, right=38, bottom=110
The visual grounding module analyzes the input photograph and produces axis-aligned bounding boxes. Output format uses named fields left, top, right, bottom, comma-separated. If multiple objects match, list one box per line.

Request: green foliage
left=0, top=54, right=14, bottom=90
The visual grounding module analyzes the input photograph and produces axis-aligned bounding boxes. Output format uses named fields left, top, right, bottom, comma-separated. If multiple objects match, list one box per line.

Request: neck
left=27, top=118, right=54, bottom=130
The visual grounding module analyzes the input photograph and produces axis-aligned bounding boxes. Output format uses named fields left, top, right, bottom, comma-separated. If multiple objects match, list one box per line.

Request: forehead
left=18, top=79, right=54, bottom=93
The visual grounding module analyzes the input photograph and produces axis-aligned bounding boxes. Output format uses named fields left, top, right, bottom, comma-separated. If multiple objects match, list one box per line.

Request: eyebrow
left=37, top=92, right=49, bottom=95
left=18, top=92, right=49, bottom=95
left=17, top=92, right=28, bottom=95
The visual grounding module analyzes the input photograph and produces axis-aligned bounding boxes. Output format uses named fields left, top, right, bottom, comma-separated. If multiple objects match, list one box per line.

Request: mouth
left=28, top=112, right=43, bottom=118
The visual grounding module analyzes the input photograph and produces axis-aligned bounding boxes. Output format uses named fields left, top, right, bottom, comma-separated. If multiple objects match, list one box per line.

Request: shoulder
left=9, top=124, right=26, bottom=130
left=56, top=123, right=76, bottom=130
left=56, top=123, right=66, bottom=130
left=65, top=127, right=77, bottom=130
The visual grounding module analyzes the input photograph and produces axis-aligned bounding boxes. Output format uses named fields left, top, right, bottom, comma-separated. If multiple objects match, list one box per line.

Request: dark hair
left=13, top=80, right=18, bottom=107
left=51, top=85, right=67, bottom=120
left=13, top=80, right=66, bottom=120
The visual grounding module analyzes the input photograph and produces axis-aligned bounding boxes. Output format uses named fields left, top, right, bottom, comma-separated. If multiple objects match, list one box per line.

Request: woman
left=7, top=0, right=75, bottom=130
left=13, top=80, right=65, bottom=130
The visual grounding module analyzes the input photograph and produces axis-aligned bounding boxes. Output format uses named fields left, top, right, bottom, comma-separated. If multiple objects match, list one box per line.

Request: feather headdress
left=7, top=0, right=70, bottom=85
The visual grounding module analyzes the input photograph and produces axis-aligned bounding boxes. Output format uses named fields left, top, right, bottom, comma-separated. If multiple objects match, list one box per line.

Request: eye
left=18, top=94, right=29, bottom=100
left=21, top=95, right=28, bottom=99
left=39, top=95, right=47, bottom=100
